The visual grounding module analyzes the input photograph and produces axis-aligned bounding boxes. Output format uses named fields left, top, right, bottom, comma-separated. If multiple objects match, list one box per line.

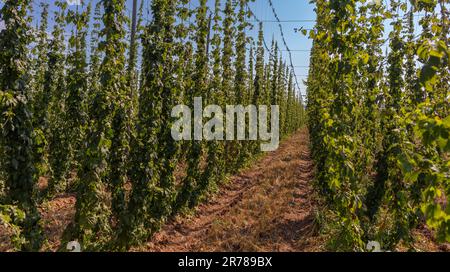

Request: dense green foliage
left=0, top=0, right=304, bottom=251
left=307, top=0, right=449, bottom=250
left=0, top=0, right=43, bottom=251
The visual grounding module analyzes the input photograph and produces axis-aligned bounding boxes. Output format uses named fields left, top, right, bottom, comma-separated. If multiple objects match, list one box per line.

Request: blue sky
left=0, top=0, right=316, bottom=97
left=52, top=0, right=316, bottom=96
left=0, top=1, right=439, bottom=99
left=246, top=0, right=315, bottom=98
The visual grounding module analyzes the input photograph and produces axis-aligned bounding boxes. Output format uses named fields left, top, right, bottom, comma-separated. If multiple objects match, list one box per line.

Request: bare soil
left=134, top=128, right=320, bottom=252
left=2, top=128, right=447, bottom=252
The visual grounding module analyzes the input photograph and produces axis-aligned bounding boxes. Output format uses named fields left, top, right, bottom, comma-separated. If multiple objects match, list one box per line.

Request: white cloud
left=0, top=20, right=5, bottom=31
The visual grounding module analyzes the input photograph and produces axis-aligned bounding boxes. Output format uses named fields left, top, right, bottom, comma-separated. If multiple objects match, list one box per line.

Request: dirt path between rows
left=136, top=128, right=320, bottom=252
left=4, top=128, right=444, bottom=252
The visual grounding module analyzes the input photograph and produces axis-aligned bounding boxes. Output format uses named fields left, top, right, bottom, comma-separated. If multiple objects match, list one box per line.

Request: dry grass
left=2, top=128, right=446, bottom=252
left=137, top=128, right=321, bottom=252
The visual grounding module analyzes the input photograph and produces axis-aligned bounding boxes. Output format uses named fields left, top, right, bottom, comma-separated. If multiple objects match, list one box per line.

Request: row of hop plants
left=307, top=0, right=449, bottom=251
left=0, top=0, right=306, bottom=251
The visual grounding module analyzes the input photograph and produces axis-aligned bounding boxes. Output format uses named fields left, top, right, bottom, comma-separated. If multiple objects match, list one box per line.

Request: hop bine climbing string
left=0, top=0, right=305, bottom=251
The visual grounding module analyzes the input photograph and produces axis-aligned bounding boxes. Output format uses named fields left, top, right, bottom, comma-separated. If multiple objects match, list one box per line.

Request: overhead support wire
left=267, top=0, right=304, bottom=102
